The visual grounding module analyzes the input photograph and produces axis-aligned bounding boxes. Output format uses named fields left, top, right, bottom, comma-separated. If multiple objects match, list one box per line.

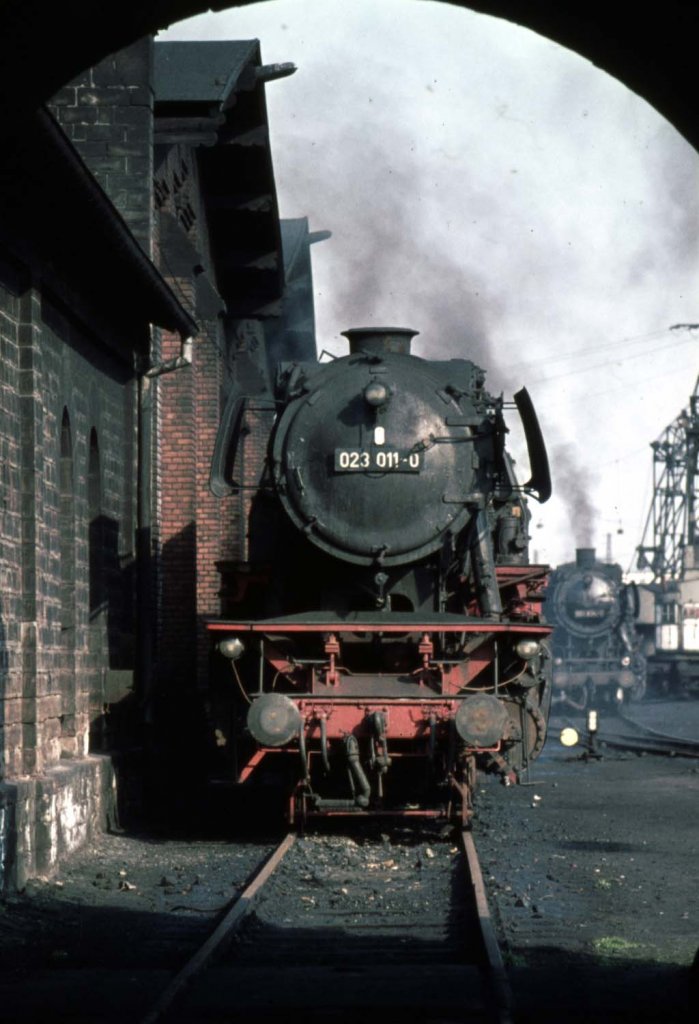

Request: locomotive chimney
left=342, top=327, right=418, bottom=356
left=576, top=547, right=596, bottom=569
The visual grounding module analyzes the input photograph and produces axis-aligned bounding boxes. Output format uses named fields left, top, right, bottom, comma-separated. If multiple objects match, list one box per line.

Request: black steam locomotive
left=546, top=549, right=646, bottom=707
left=208, top=327, right=553, bottom=825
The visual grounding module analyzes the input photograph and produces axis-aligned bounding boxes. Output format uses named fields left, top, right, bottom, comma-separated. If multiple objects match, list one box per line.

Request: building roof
left=154, top=40, right=259, bottom=107
left=154, top=37, right=287, bottom=319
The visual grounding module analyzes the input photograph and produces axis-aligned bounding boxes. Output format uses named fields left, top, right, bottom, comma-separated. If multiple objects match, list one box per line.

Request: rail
left=598, top=713, right=699, bottom=759
left=462, top=828, right=515, bottom=1024
left=141, top=833, right=296, bottom=1024
left=139, top=826, right=512, bottom=1022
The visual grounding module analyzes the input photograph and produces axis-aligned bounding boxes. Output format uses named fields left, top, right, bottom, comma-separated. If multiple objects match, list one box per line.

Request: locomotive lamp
left=364, top=380, right=389, bottom=407
left=218, top=637, right=245, bottom=661
left=586, top=709, right=602, bottom=758
left=560, top=726, right=579, bottom=748
left=515, top=639, right=541, bottom=659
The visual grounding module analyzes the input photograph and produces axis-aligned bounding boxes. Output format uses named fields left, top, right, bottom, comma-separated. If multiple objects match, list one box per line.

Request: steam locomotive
left=546, top=549, right=646, bottom=708
left=207, top=327, right=553, bottom=825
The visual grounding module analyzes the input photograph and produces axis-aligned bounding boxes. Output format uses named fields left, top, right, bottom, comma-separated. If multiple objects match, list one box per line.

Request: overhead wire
left=507, top=327, right=672, bottom=371
left=535, top=331, right=697, bottom=385
left=539, top=356, right=696, bottom=409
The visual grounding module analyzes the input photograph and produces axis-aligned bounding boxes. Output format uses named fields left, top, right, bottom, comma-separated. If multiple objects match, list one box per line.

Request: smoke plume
left=550, top=441, right=596, bottom=548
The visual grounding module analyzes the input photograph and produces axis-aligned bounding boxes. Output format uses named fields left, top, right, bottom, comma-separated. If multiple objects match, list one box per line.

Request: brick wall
left=156, top=318, right=229, bottom=690
left=154, top=141, right=229, bottom=692
left=0, top=262, right=24, bottom=778
left=157, top=321, right=198, bottom=687
left=0, top=265, right=138, bottom=784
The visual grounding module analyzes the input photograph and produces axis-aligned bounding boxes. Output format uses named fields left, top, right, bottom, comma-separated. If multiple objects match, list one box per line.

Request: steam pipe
left=299, top=725, right=309, bottom=782
left=320, top=716, right=330, bottom=773
left=471, top=509, right=503, bottom=616
left=345, top=734, right=371, bottom=808
left=370, top=711, right=391, bottom=771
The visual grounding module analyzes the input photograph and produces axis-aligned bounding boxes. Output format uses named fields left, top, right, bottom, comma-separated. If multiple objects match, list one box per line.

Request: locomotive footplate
left=207, top=610, right=553, bottom=634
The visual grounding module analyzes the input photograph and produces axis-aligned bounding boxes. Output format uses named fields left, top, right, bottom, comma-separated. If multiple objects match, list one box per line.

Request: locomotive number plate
left=334, top=448, right=422, bottom=472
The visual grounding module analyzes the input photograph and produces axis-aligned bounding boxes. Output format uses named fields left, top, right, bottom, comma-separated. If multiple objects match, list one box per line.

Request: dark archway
left=0, top=3, right=698, bottom=152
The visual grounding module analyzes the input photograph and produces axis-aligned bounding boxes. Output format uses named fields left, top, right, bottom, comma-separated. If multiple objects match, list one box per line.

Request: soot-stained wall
left=0, top=62, right=193, bottom=885
left=0, top=266, right=139, bottom=884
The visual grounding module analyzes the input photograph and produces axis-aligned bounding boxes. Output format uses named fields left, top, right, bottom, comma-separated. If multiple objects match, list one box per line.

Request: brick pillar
left=157, top=318, right=229, bottom=691
left=194, top=330, right=224, bottom=687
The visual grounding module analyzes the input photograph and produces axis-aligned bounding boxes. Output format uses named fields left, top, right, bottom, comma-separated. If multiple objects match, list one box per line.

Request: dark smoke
left=266, top=30, right=607, bottom=529
left=550, top=441, right=596, bottom=547
left=280, top=128, right=511, bottom=392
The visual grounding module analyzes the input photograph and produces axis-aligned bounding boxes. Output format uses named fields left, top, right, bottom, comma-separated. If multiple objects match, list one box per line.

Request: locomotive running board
left=207, top=611, right=552, bottom=635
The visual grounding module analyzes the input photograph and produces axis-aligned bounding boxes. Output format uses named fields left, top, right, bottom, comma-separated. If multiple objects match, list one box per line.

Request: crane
left=635, top=325, right=699, bottom=693
left=636, top=373, right=699, bottom=582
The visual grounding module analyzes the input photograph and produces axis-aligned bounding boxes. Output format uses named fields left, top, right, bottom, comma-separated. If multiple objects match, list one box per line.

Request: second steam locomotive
left=207, top=327, right=553, bottom=824
left=546, top=548, right=646, bottom=708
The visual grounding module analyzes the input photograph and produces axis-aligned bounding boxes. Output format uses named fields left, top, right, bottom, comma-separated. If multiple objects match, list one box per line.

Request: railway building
left=0, top=35, right=318, bottom=888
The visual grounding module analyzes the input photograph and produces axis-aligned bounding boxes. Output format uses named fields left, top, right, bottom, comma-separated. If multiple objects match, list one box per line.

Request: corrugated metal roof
left=154, top=40, right=259, bottom=106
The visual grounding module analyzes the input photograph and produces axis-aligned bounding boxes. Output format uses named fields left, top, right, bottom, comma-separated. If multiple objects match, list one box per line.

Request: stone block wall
left=0, top=261, right=138, bottom=889
left=0, top=756, right=116, bottom=889
left=50, top=37, right=154, bottom=255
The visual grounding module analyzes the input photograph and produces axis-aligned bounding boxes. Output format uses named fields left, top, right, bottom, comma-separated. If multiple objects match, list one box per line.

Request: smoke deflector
left=514, top=387, right=552, bottom=503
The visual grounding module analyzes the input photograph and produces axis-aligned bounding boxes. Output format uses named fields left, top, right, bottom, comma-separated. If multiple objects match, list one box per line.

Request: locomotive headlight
left=364, top=381, right=389, bottom=407
left=515, top=639, right=541, bottom=660
left=620, top=655, right=631, bottom=667
left=218, top=637, right=245, bottom=661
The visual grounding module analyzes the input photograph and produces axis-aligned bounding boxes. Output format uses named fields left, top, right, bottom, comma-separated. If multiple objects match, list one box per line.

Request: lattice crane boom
left=637, top=373, right=699, bottom=582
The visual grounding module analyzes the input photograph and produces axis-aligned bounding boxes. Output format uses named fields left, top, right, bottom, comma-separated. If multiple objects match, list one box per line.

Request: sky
left=159, top=0, right=699, bottom=574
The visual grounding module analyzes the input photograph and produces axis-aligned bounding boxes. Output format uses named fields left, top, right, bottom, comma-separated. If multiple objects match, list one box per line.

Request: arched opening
left=0, top=4, right=697, bottom=153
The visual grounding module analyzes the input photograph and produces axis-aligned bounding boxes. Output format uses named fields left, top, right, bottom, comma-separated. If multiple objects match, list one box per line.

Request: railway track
left=140, top=826, right=513, bottom=1024
left=596, top=710, right=699, bottom=759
